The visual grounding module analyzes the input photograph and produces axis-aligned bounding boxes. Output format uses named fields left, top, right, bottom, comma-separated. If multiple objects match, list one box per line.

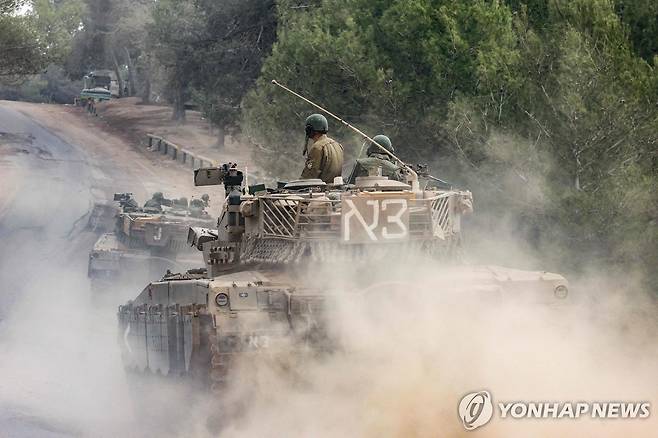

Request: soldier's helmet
left=189, top=199, right=206, bottom=217
left=201, top=193, right=210, bottom=203
left=152, top=192, right=164, bottom=201
left=367, top=134, right=394, bottom=156
left=305, top=113, right=329, bottom=136
left=143, top=199, right=162, bottom=211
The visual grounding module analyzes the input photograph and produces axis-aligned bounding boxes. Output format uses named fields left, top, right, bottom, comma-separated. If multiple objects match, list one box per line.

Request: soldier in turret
left=143, top=192, right=169, bottom=211
left=347, top=134, right=404, bottom=183
left=300, top=113, right=344, bottom=183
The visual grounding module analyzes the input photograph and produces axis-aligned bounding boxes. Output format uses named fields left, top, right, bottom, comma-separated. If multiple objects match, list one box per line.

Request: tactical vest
left=348, top=154, right=402, bottom=183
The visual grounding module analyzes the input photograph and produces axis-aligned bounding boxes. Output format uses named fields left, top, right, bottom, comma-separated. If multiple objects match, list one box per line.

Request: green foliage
left=191, top=0, right=277, bottom=137
left=243, top=0, right=658, bottom=291
left=614, top=0, right=658, bottom=61
left=0, top=0, right=82, bottom=93
left=244, top=0, right=523, bottom=173
left=0, top=2, right=47, bottom=80
left=30, top=0, right=84, bottom=64
left=0, top=64, right=82, bottom=103
left=243, top=0, right=382, bottom=171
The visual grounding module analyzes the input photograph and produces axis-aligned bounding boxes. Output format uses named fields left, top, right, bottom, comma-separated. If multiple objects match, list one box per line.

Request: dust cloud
left=3, top=208, right=655, bottom=437
left=0, top=198, right=209, bottom=437
left=1, top=148, right=655, bottom=437
left=209, top=257, right=658, bottom=438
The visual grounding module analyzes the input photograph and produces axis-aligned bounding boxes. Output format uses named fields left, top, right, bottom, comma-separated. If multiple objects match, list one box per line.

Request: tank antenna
left=271, top=79, right=419, bottom=187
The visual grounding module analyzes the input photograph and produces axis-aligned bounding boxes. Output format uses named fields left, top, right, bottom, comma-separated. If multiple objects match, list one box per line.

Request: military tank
left=88, top=192, right=214, bottom=292
left=117, top=162, right=569, bottom=389
left=117, top=82, right=568, bottom=389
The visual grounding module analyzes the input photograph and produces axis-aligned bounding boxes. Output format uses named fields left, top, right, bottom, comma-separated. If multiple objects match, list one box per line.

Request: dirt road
left=0, top=101, right=213, bottom=437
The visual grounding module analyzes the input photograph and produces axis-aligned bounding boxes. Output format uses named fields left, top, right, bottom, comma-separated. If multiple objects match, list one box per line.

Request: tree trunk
left=111, top=50, right=125, bottom=98
left=142, top=72, right=151, bottom=104
left=208, top=103, right=214, bottom=134
left=141, top=55, right=151, bottom=104
left=216, top=125, right=225, bottom=149
left=124, top=47, right=136, bottom=96
left=172, top=83, right=186, bottom=122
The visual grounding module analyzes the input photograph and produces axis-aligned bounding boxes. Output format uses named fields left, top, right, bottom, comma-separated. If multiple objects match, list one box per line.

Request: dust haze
left=1, top=145, right=656, bottom=437
left=209, top=257, right=657, bottom=438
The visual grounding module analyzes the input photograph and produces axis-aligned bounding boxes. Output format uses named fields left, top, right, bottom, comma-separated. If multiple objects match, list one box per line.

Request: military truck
left=79, top=70, right=116, bottom=102
left=117, top=163, right=569, bottom=390
left=88, top=192, right=214, bottom=292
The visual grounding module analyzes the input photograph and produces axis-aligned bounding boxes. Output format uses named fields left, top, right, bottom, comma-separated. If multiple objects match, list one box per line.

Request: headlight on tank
left=554, top=285, right=568, bottom=299
left=215, top=293, right=229, bottom=307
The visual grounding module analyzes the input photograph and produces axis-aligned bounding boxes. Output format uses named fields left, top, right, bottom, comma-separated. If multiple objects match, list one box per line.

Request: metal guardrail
left=147, top=134, right=217, bottom=169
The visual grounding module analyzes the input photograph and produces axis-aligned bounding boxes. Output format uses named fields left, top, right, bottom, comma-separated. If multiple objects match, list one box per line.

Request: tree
left=148, top=0, right=204, bottom=121
left=106, top=0, right=154, bottom=97
left=66, top=0, right=113, bottom=78
left=242, top=0, right=658, bottom=289
left=243, top=0, right=521, bottom=174
left=614, top=0, right=658, bottom=62
left=30, top=0, right=84, bottom=64
left=0, top=1, right=48, bottom=80
left=192, top=0, right=277, bottom=147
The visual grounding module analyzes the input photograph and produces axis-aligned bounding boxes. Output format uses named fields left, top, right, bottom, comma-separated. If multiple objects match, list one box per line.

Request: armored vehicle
left=88, top=192, right=214, bottom=291
left=117, top=163, right=569, bottom=389
left=80, top=70, right=116, bottom=101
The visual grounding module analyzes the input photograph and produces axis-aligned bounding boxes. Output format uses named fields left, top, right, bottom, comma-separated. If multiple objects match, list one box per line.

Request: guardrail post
left=142, top=135, right=217, bottom=171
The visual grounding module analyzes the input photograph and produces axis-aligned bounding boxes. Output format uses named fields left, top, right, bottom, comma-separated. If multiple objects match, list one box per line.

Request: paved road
left=0, top=104, right=203, bottom=437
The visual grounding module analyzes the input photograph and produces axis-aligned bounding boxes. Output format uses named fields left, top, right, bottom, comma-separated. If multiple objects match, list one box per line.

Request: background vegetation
left=1, top=0, right=656, bottom=290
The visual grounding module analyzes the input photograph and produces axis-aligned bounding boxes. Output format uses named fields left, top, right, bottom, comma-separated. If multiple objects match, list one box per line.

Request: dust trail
left=207, top=260, right=657, bottom=438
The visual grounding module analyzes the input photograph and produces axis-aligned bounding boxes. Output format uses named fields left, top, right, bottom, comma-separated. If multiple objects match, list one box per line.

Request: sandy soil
left=0, top=100, right=222, bottom=215
left=0, top=100, right=216, bottom=437
left=90, top=97, right=259, bottom=175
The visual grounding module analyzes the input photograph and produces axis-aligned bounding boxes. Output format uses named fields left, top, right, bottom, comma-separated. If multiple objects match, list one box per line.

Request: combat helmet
left=367, top=134, right=394, bottom=156
left=305, top=113, right=329, bottom=136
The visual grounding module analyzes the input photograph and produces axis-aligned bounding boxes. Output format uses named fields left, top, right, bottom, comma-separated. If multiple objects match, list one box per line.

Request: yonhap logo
left=457, top=390, right=651, bottom=431
left=459, top=390, right=493, bottom=430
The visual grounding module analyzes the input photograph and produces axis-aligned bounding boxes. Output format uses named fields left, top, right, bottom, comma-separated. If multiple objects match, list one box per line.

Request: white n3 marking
left=343, top=199, right=379, bottom=241
left=381, top=199, right=408, bottom=239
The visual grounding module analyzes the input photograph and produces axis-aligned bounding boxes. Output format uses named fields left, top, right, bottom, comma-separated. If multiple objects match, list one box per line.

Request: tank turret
left=87, top=192, right=215, bottom=291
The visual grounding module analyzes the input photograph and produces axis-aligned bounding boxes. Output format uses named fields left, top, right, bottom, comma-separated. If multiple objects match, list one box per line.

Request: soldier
left=143, top=192, right=166, bottom=211
left=300, top=113, right=344, bottom=183
left=347, top=134, right=404, bottom=183
left=114, top=193, right=139, bottom=212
